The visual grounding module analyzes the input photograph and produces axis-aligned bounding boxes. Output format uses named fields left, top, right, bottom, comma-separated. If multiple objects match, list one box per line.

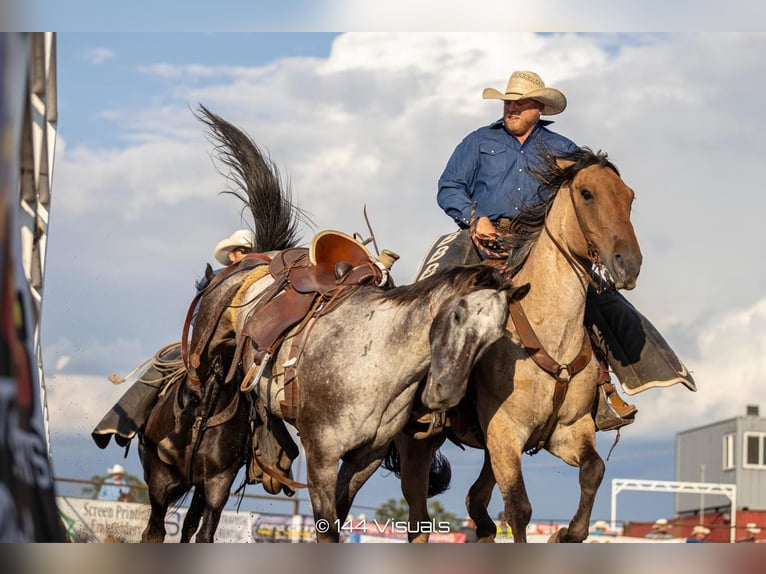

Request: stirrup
left=595, top=383, right=637, bottom=432
left=413, top=411, right=448, bottom=440
left=602, top=382, right=637, bottom=418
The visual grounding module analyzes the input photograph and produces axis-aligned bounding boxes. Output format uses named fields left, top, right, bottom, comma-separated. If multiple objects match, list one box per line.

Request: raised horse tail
left=194, top=104, right=313, bottom=252
left=382, top=442, right=452, bottom=498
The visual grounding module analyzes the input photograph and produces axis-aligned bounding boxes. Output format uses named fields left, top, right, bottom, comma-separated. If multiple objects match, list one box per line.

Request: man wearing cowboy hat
left=213, top=229, right=255, bottom=267
left=438, top=70, right=576, bottom=237
left=157, top=229, right=256, bottom=467
left=435, top=70, right=639, bottom=427
left=97, top=464, right=132, bottom=502
left=736, top=522, right=761, bottom=543
left=644, top=517, right=674, bottom=539
left=686, top=524, right=711, bottom=543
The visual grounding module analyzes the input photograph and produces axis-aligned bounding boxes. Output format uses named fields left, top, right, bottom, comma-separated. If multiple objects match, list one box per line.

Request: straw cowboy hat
left=482, top=70, right=567, bottom=115
left=746, top=522, right=761, bottom=534
left=691, top=525, right=711, bottom=536
left=653, top=518, right=669, bottom=529
left=213, top=229, right=255, bottom=266
left=106, top=464, right=126, bottom=475
left=593, top=520, right=609, bottom=531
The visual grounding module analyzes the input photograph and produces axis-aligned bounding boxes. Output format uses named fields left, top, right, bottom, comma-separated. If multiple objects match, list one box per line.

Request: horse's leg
left=180, top=486, right=205, bottom=543
left=393, top=433, right=445, bottom=543
left=335, top=445, right=390, bottom=533
left=195, top=471, right=237, bottom=543
left=546, top=418, right=604, bottom=543
left=141, top=497, right=169, bottom=543
left=140, top=467, right=188, bottom=543
left=305, top=445, right=342, bottom=543
left=486, top=422, right=532, bottom=544
left=466, top=450, right=499, bottom=543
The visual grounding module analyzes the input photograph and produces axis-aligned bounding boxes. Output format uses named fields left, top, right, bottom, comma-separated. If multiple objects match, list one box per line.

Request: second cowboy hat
left=691, top=525, right=711, bottom=536
left=213, top=229, right=255, bottom=266
left=107, top=464, right=125, bottom=475
left=482, top=70, right=567, bottom=115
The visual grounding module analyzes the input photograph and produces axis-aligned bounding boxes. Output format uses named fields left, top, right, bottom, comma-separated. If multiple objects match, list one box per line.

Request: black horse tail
left=382, top=442, right=452, bottom=498
left=194, top=104, right=313, bottom=252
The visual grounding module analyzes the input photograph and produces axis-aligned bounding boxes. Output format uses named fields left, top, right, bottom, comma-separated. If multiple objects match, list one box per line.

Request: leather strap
left=509, top=299, right=592, bottom=455
left=182, top=258, right=269, bottom=381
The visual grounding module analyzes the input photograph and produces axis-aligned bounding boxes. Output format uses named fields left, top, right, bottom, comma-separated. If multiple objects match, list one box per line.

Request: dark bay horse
left=393, top=148, right=643, bottom=543
left=139, top=366, right=249, bottom=543
left=137, top=104, right=308, bottom=543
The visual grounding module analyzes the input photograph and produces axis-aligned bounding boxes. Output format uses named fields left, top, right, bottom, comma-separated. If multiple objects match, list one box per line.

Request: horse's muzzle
left=606, top=249, right=642, bottom=290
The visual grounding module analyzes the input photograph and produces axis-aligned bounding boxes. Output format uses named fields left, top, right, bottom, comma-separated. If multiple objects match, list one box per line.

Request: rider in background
left=157, top=229, right=254, bottom=467
left=437, top=70, right=637, bottom=425
left=195, top=229, right=255, bottom=291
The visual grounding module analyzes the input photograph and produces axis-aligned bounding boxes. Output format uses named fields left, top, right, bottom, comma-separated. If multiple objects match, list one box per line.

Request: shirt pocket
left=478, top=142, right=508, bottom=177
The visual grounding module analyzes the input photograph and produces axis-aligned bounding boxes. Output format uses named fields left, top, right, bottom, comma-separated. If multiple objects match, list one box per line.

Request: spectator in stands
left=736, top=522, right=761, bottom=543
left=644, top=518, right=674, bottom=539
left=686, top=524, right=711, bottom=543
left=97, top=464, right=132, bottom=502
left=590, top=520, right=610, bottom=536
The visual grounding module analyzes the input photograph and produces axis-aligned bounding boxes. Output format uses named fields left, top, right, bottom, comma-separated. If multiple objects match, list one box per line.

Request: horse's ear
left=556, top=158, right=575, bottom=170
left=205, top=263, right=215, bottom=281
left=507, top=282, right=530, bottom=303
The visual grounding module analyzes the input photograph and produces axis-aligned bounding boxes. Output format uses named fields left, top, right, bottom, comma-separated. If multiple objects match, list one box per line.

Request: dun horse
left=392, top=148, right=644, bottom=543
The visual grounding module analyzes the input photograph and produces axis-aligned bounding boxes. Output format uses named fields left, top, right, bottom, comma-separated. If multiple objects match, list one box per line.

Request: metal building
left=675, top=405, right=766, bottom=515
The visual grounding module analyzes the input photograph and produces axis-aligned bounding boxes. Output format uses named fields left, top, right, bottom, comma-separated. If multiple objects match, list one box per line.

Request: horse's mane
left=504, top=146, right=619, bottom=276
left=377, top=264, right=505, bottom=306
left=194, top=104, right=313, bottom=252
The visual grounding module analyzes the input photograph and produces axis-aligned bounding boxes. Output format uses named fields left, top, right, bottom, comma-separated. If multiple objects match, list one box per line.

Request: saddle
left=233, top=230, right=398, bottom=420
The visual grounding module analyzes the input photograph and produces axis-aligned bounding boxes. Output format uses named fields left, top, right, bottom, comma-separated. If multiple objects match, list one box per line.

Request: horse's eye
left=581, top=189, right=593, bottom=201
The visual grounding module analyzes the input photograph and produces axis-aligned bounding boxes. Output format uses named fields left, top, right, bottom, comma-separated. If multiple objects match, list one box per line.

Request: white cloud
left=46, top=373, right=128, bottom=436
left=83, top=47, right=115, bottom=65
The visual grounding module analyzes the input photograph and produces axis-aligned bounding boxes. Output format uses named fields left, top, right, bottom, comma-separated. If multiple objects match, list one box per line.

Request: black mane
left=504, top=147, right=618, bottom=276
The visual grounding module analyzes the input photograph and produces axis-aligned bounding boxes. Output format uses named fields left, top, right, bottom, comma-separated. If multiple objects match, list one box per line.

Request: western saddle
left=195, top=230, right=399, bottom=421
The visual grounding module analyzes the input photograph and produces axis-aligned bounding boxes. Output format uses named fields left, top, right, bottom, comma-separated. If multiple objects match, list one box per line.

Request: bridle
left=543, top=184, right=613, bottom=295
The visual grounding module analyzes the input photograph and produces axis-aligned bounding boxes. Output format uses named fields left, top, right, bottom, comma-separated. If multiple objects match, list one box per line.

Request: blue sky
left=41, top=32, right=766, bottom=529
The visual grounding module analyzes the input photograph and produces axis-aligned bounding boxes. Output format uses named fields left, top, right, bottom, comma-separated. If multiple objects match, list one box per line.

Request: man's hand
left=476, top=216, right=497, bottom=238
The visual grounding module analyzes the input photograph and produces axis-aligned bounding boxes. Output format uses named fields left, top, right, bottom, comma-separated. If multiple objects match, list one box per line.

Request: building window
left=742, top=432, right=766, bottom=469
left=723, top=433, right=735, bottom=470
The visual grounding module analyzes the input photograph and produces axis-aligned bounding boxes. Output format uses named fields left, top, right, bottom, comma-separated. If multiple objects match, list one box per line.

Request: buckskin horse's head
left=549, top=149, right=643, bottom=290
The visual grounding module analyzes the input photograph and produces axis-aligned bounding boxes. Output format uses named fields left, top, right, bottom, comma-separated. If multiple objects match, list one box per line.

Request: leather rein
left=511, top=184, right=602, bottom=455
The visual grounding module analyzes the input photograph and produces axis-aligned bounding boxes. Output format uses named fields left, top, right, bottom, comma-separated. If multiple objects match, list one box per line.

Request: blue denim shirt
left=437, top=119, right=578, bottom=227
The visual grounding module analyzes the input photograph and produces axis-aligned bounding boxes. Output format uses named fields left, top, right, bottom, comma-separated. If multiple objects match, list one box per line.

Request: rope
left=107, top=342, right=185, bottom=386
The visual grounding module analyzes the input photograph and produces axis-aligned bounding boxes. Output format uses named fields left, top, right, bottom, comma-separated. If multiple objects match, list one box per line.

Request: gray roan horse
left=390, top=148, right=643, bottom=543
left=185, top=110, right=531, bottom=543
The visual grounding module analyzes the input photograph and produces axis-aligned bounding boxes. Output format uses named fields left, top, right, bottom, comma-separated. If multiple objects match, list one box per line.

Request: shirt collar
left=490, top=118, right=555, bottom=130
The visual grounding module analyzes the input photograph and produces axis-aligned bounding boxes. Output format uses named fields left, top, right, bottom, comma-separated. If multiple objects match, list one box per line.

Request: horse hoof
left=548, top=527, right=567, bottom=543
